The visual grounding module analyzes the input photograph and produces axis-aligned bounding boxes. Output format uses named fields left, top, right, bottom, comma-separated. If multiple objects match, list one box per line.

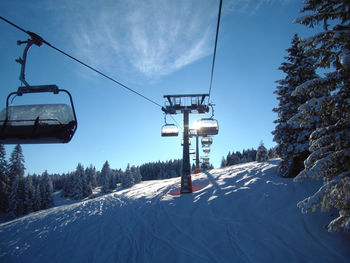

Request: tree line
left=220, top=142, right=276, bottom=168
left=0, top=144, right=183, bottom=219
left=0, top=144, right=53, bottom=218
left=272, top=0, right=349, bottom=232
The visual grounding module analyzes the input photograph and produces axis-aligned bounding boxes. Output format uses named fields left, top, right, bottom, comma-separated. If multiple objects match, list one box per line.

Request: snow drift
left=0, top=160, right=349, bottom=263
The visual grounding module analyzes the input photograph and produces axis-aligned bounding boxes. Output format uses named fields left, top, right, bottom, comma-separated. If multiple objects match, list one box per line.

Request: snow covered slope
left=1, top=160, right=349, bottom=263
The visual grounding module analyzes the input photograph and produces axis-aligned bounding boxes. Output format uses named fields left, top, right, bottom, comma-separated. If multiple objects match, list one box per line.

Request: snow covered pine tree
left=0, top=144, right=9, bottom=212
left=256, top=141, right=268, bottom=162
left=122, top=164, right=135, bottom=188
left=291, top=0, right=350, bottom=232
left=101, top=161, right=112, bottom=193
left=272, top=34, right=318, bottom=177
left=7, top=145, right=25, bottom=217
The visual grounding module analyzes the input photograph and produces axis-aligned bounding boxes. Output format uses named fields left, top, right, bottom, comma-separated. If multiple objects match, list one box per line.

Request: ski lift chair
left=189, top=149, right=195, bottom=155
left=0, top=36, right=77, bottom=144
left=201, top=136, right=213, bottom=146
left=0, top=85, right=77, bottom=144
left=201, top=156, right=210, bottom=162
left=203, top=147, right=210, bottom=153
left=161, top=123, right=179, bottom=137
left=196, top=118, right=219, bottom=136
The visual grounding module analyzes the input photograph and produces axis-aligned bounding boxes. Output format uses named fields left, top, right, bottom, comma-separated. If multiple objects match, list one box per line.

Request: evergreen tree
left=23, top=176, right=35, bottom=214
left=109, top=170, right=117, bottom=190
left=62, top=173, right=74, bottom=198
left=220, top=157, right=226, bottom=168
left=7, top=145, right=25, bottom=217
left=272, top=34, right=318, bottom=177
left=268, top=147, right=278, bottom=159
left=0, top=144, right=9, bottom=212
left=114, top=169, right=123, bottom=185
left=226, top=152, right=232, bottom=166
left=85, top=165, right=97, bottom=188
left=71, top=164, right=86, bottom=200
left=8, top=145, right=25, bottom=184
left=76, top=165, right=92, bottom=198
left=122, top=164, right=134, bottom=188
left=8, top=176, right=21, bottom=218
left=101, top=161, right=112, bottom=193
left=256, top=141, right=268, bottom=163
left=33, top=184, right=41, bottom=211
left=131, top=166, right=142, bottom=184
left=40, top=171, right=54, bottom=209
left=292, top=0, right=350, bottom=232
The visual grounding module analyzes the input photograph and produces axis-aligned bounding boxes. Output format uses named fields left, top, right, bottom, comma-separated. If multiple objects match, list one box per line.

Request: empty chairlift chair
left=0, top=35, right=78, bottom=144
left=201, top=156, right=210, bottom=163
left=203, top=147, right=210, bottom=153
left=0, top=85, right=77, bottom=144
left=201, top=136, right=213, bottom=146
left=196, top=118, right=219, bottom=136
left=161, top=124, right=179, bottom=137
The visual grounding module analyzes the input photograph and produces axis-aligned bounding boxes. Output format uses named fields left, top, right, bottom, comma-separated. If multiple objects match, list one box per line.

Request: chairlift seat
left=197, top=118, right=219, bottom=136
left=201, top=137, right=213, bottom=145
left=0, top=104, right=77, bottom=144
left=161, top=124, right=179, bottom=137
left=201, top=156, right=210, bottom=161
left=203, top=147, right=210, bottom=153
left=2, top=37, right=78, bottom=144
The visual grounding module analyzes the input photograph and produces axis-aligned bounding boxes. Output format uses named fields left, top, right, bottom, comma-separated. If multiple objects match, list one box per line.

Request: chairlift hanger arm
left=16, top=40, right=33, bottom=87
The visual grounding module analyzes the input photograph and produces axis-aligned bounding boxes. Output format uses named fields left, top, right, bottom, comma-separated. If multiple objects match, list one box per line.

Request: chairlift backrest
left=197, top=118, right=219, bottom=136
left=203, top=147, right=210, bottom=153
left=161, top=124, right=179, bottom=137
left=201, top=136, right=213, bottom=145
left=0, top=85, right=77, bottom=144
left=201, top=156, right=210, bottom=161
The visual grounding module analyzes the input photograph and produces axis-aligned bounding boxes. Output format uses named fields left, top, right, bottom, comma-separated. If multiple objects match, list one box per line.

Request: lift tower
left=162, top=94, right=209, bottom=193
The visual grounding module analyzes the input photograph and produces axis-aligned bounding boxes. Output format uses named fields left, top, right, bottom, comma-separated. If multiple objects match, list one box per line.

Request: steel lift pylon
left=162, top=94, right=209, bottom=194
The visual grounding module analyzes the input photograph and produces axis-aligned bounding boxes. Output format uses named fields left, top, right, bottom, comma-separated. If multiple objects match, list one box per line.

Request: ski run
left=1, top=159, right=349, bottom=263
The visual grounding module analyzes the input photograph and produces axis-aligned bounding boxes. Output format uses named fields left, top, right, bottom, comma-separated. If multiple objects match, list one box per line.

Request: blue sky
left=0, top=0, right=320, bottom=174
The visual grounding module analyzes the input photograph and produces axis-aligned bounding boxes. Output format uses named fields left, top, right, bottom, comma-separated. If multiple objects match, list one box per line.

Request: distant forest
left=0, top=144, right=185, bottom=219
left=0, top=141, right=275, bottom=220
left=220, top=143, right=277, bottom=168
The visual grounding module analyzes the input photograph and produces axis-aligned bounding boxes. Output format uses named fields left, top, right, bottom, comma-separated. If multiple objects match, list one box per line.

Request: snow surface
left=1, top=160, right=349, bottom=263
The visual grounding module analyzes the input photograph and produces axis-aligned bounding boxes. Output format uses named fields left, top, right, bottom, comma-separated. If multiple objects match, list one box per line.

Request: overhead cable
left=0, top=16, right=162, bottom=108
left=208, top=0, right=223, bottom=102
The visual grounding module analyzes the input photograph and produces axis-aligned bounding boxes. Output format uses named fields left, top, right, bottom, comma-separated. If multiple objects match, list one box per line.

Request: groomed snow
left=1, top=160, right=349, bottom=263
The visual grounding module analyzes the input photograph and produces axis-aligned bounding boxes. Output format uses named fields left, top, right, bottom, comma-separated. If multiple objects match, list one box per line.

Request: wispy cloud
left=43, top=0, right=218, bottom=80
left=37, top=0, right=292, bottom=80
left=225, top=0, right=292, bottom=16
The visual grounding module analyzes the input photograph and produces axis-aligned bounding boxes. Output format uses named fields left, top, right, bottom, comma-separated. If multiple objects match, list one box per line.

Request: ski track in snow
left=1, top=160, right=350, bottom=263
